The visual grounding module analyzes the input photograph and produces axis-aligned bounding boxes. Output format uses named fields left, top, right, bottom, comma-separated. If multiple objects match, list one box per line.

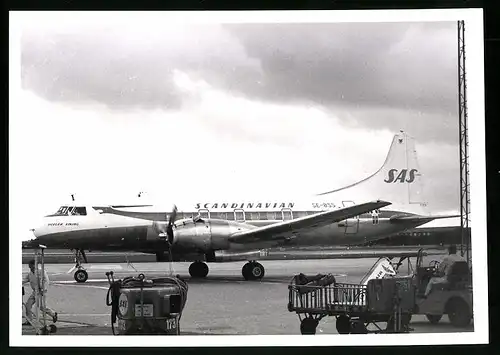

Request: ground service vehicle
left=105, top=271, right=188, bottom=335
left=412, top=248, right=473, bottom=327
left=287, top=258, right=415, bottom=334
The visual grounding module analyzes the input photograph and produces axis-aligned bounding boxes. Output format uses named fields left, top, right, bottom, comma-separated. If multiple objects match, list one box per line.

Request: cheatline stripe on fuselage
left=113, top=209, right=402, bottom=221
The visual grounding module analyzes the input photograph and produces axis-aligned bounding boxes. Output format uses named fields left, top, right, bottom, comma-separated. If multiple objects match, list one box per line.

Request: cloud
left=21, top=20, right=459, bottom=143
left=224, top=22, right=457, bottom=113
left=21, top=22, right=261, bottom=111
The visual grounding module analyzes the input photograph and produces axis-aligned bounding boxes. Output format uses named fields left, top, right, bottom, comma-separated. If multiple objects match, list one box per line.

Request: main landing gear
left=72, top=249, right=88, bottom=283
left=187, top=260, right=265, bottom=281
left=188, top=261, right=209, bottom=278
left=242, top=261, right=265, bottom=281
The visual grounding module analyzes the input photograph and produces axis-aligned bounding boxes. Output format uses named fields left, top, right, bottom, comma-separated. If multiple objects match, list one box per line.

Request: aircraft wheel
left=350, top=320, right=368, bottom=334
left=189, top=262, right=209, bottom=278
left=336, top=315, right=351, bottom=334
left=426, top=314, right=442, bottom=324
left=74, top=269, right=88, bottom=283
left=49, top=324, right=57, bottom=334
left=447, top=298, right=471, bottom=327
left=39, top=327, right=49, bottom=335
left=300, top=318, right=318, bottom=335
left=242, top=262, right=265, bottom=281
left=242, top=263, right=251, bottom=278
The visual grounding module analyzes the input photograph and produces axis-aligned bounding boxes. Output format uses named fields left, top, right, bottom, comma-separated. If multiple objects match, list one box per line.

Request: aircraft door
left=234, top=209, right=245, bottom=222
left=342, top=201, right=359, bottom=235
left=281, top=208, right=293, bottom=221
left=198, top=209, right=210, bottom=219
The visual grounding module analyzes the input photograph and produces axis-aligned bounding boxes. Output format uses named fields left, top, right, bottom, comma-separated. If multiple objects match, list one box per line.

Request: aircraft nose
left=30, top=218, right=47, bottom=239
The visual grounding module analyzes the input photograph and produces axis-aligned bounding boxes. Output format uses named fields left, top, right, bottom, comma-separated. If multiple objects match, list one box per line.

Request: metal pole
left=457, top=20, right=471, bottom=265
left=34, top=251, right=40, bottom=331
left=40, top=247, right=47, bottom=330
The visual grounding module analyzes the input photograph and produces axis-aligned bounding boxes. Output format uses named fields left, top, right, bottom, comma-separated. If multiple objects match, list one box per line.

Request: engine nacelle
left=214, top=249, right=269, bottom=262
left=171, top=218, right=253, bottom=252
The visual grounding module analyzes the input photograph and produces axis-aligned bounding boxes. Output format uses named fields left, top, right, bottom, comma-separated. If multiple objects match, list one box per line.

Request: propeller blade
left=166, top=204, right=177, bottom=244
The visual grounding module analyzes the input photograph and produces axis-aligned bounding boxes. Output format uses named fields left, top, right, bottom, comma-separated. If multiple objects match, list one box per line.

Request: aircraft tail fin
left=317, top=131, right=429, bottom=214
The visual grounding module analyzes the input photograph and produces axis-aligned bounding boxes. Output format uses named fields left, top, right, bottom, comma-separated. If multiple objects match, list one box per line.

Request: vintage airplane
left=26, top=131, right=459, bottom=282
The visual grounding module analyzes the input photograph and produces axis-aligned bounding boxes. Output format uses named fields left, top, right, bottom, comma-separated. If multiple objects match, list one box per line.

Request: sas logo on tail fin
left=384, top=169, right=419, bottom=183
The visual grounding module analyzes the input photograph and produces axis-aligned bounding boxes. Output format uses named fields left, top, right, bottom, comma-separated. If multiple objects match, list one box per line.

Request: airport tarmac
left=21, top=257, right=474, bottom=336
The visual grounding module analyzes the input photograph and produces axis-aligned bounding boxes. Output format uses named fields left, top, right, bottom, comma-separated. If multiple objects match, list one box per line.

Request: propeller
left=166, top=204, right=178, bottom=245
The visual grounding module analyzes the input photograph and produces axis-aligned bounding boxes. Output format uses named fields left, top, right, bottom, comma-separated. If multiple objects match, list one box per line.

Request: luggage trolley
left=22, top=245, right=57, bottom=335
left=288, top=273, right=415, bottom=335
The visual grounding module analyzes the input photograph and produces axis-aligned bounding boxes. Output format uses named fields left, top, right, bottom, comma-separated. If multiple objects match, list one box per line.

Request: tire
left=242, top=262, right=265, bottom=281
left=242, top=263, right=251, bottom=279
left=447, top=298, right=471, bottom=327
left=350, top=320, right=368, bottom=334
left=336, top=315, right=351, bottom=334
left=426, top=314, right=442, bottom=324
left=300, top=318, right=318, bottom=335
left=250, top=262, right=264, bottom=280
left=74, top=269, right=88, bottom=283
left=49, top=324, right=57, bottom=334
left=189, top=262, right=209, bottom=278
left=402, top=313, right=412, bottom=326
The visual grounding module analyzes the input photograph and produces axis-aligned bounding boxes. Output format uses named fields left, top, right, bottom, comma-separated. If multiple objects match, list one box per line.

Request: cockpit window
left=72, top=207, right=87, bottom=216
left=53, top=206, right=86, bottom=216
left=54, top=206, right=71, bottom=216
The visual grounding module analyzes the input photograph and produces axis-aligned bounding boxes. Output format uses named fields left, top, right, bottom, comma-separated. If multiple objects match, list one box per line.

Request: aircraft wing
left=228, top=200, right=392, bottom=244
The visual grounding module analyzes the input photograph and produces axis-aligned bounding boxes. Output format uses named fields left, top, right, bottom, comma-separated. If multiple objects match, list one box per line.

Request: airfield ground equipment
left=412, top=248, right=473, bottom=327
left=288, top=257, right=415, bottom=335
left=105, top=271, right=188, bottom=335
left=22, top=245, right=57, bottom=335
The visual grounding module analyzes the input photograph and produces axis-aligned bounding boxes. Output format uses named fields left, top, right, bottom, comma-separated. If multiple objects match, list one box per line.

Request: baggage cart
left=288, top=273, right=415, bottom=334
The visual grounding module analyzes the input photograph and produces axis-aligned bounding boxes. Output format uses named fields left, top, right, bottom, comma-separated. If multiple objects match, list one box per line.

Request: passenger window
left=211, top=212, right=219, bottom=219
left=235, top=210, right=245, bottom=222
left=282, top=210, right=293, bottom=221
left=245, top=212, right=253, bottom=220
left=227, top=213, right=235, bottom=220
left=274, top=212, right=282, bottom=221
left=259, top=212, right=268, bottom=220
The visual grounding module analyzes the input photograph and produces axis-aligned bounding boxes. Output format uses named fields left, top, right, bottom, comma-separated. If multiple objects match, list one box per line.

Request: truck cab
left=413, top=248, right=473, bottom=327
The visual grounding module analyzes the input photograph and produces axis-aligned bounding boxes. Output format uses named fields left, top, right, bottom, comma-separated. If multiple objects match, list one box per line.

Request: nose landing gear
left=71, top=249, right=88, bottom=283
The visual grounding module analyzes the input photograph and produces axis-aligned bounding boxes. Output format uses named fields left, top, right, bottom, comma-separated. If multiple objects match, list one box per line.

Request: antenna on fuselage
left=71, top=194, right=75, bottom=202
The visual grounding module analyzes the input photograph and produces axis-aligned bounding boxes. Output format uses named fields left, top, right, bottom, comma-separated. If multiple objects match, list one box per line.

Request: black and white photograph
left=9, top=9, right=487, bottom=347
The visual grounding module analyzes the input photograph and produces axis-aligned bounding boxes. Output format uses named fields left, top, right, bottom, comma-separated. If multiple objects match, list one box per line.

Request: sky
left=11, top=14, right=465, bottom=239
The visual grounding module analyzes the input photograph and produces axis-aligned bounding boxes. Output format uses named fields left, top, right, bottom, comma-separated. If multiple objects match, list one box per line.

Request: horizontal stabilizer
left=229, top=200, right=391, bottom=244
